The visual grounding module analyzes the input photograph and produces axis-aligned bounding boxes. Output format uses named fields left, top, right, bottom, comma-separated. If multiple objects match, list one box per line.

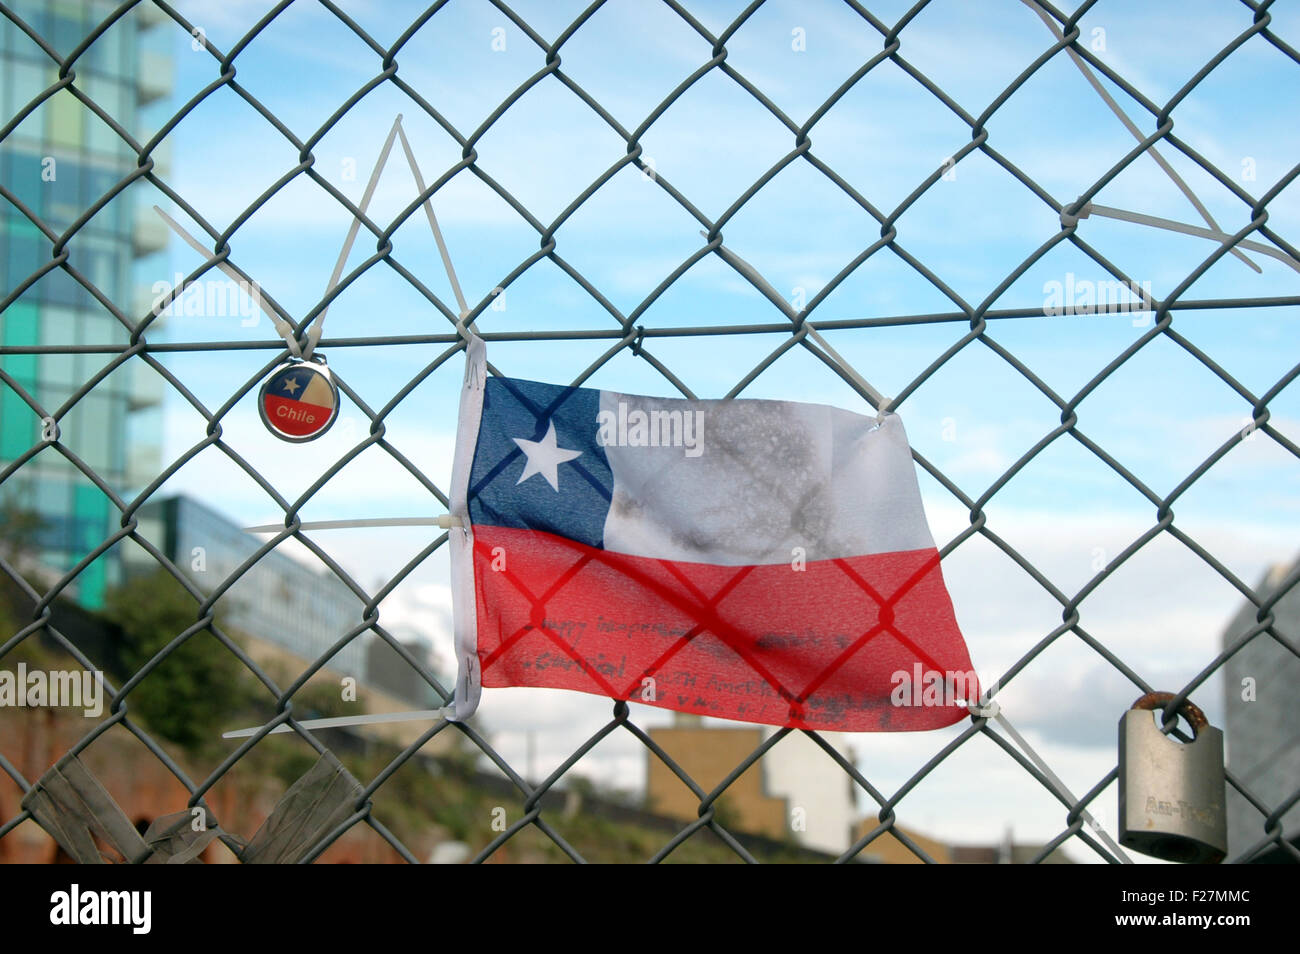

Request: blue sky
left=17, top=0, right=1299, bottom=857
left=138, top=0, right=1299, bottom=521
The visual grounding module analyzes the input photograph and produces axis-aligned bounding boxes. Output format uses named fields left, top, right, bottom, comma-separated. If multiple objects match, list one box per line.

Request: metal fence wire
left=1, top=0, right=1298, bottom=864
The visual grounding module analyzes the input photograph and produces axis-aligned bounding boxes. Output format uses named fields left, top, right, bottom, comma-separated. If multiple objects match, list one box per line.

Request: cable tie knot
left=966, top=697, right=1000, bottom=719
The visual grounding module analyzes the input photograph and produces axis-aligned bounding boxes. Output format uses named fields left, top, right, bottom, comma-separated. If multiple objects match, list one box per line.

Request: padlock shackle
left=1130, top=691, right=1208, bottom=733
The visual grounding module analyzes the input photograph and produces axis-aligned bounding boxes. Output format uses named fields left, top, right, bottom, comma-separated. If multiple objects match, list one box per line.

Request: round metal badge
left=258, top=357, right=340, bottom=442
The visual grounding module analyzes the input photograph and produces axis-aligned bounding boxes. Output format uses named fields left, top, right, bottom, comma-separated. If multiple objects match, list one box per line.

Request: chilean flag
left=446, top=338, right=976, bottom=732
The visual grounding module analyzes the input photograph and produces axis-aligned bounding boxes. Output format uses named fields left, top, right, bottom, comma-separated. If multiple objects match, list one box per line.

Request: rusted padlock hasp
left=1129, top=691, right=1209, bottom=733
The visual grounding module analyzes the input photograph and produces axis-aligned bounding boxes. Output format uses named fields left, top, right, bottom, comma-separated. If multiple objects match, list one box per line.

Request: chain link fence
left=1, top=0, right=1298, bottom=864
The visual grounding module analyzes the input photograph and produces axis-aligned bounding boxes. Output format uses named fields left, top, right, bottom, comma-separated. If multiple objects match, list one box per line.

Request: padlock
left=1118, top=691, right=1227, bottom=864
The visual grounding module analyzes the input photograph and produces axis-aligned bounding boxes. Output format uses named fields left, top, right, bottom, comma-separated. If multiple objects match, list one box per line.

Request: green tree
left=0, top=497, right=46, bottom=566
left=0, top=500, right=52, bottom=667
left=104, top=569, right=258, bottom=757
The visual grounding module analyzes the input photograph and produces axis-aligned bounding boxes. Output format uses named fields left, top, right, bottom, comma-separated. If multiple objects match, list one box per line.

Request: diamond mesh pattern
left=1, top=0, right=1297, bottom=864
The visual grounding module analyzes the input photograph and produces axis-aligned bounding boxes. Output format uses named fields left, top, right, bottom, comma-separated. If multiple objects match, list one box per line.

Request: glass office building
left=0, top=1, right=170, bottom=606
left=140, top=495, right=371, bottom=682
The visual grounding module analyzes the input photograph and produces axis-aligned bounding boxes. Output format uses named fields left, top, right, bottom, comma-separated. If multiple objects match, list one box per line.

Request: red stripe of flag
left=473, top=525, right=976, bottom=731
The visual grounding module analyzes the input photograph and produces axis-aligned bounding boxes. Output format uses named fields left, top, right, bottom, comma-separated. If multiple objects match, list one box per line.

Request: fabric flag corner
left=445, top=340, right=976, bottom=732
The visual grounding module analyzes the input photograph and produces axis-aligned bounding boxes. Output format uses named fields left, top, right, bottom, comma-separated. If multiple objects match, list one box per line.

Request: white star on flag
left=513, top=421, right=582, bottom=491
left=281, top=376, right=301, bottom=395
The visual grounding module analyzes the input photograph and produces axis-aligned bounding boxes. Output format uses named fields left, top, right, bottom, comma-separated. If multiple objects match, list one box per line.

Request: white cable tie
left=222, top=708, right=447, bottom=739
left=241, top=515, right=463, bottom=533
left=965, top=697, right=1001, bottom=719
left=1021, top=0, right=1259, bottom=274
left=396, top=120, right=469, bottom=318
left=302, top=115, right=404, bottom=361
left=697, top=230, right=889, bottom=410
left=153, top=205, right=303, bottom=358
left=989, top=705, right=1133, bottom=864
